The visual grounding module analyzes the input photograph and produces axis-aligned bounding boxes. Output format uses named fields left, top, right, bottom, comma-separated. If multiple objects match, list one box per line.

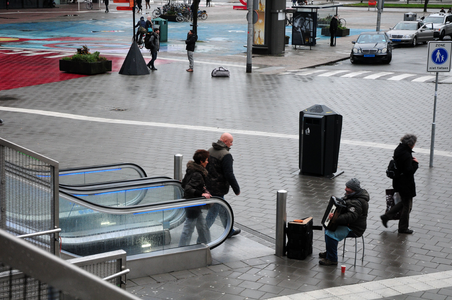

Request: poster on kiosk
left=253, top=0, right=266, bottom=46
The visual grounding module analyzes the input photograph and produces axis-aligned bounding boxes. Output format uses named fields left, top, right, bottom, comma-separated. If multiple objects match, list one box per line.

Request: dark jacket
left=135, top=19, right=146, bottom=29
left=393, top=143, right=418, bottom=197
left=185, top=32, right=198, bottom=51
left=149, top=32, right=160, bottom=52
left=335, top=189, right=370, bottom=237
left=329, top=17, right=338, bottom=34
left=206, top=140, right=240, bottom=197
left=181, top=161, right=208, bottom=218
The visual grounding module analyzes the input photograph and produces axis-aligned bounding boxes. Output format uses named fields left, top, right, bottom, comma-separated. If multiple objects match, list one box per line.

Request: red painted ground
left=0, top=50, right=125, bottom=91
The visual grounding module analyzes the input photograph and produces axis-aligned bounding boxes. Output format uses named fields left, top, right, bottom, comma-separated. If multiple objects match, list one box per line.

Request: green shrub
left=62, top=46, right=107, bottom=63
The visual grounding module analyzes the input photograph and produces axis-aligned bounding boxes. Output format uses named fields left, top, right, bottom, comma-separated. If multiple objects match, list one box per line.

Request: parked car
left=386, top=21, right=435, bottom=46
left=422, top=13, right=452, bottom=40
left=350, top=32, right=392, bottom=64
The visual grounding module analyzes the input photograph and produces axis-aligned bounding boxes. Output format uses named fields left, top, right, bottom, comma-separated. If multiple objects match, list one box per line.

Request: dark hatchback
left=350, top=32, right=393, bottom=64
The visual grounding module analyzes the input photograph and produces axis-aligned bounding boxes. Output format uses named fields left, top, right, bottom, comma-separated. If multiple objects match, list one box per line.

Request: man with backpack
left=145, top=27, right=160, bottom=71
left=380, top=134, right=419, bottom=234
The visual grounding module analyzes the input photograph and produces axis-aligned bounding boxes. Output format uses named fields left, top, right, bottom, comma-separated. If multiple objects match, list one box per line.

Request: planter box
left=59, top=60, right=112, bottom=75
left=321, top=27, right=350, bottom=37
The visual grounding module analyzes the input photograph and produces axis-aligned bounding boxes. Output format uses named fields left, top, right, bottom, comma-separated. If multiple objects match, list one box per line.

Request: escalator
left=59, top=188, right=233, bottom=257
left=5, top=162, right=234, bottom=259
left=58, top=163, right=233, bottom=257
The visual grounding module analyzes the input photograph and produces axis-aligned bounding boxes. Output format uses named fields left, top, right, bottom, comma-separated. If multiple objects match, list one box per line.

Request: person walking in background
left=178, top=150, right=212, bottom=247
left=136, top=0, right=143, bottom=13
left=145, top=0, right=150, bottom=10
left=203, top=133, right=241, bottom=238
left=319, top=179, right=370, bottom=266
left=185, top=30, right=197, bottom=72
left=135, top=16, right=146, bottom=43
left=146, top=27, right=160, bottom=70
left=329, top=14, right=338, bottom=46
left=206, top=0, right=211, bottom=7
left=104, top=0, right=109, bottom=13
left=381, top=134, right=418, bottom=234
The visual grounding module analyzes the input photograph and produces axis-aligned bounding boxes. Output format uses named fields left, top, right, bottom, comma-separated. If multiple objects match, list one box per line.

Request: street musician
left=319, top=178, right=370, bottom=266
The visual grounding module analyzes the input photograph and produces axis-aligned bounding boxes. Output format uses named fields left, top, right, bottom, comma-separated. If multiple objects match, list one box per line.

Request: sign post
left=426, top=41, right=452, bottom=167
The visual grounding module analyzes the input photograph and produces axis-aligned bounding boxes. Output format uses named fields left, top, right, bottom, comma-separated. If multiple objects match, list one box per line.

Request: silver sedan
left=386, top=21, right=435, bottom=47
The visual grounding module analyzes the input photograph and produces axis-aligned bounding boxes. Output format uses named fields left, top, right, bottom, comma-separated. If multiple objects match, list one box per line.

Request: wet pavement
left=2, top=2, right=452, bottom=300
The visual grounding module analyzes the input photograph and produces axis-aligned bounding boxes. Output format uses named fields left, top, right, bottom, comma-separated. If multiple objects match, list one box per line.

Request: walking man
left=204, top=133, right=241, bottom=238
left=185, top=30, right=197, bottom=72
left=329, top=14, right=338, bottom=46
left=146, top=27, right=160, bottom=71
left=380, top=134, right=418, bottom=234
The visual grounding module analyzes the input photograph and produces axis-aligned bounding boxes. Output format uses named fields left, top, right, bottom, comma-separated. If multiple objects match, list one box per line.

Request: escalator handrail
left=59, top=177, right=176, bottom=192
left=59, top=191, right=233, bottom=250
left=59, top=163, right=148, bottom=184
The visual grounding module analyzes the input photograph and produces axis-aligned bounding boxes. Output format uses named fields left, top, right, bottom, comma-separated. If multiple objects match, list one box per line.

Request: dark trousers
left=330, top=32, right=336, bottom=46
left=148, top=51, right=157, bottom=68
left=384, top=195, right=412, bottom=231
left=325, top=231, right=356, bottom=262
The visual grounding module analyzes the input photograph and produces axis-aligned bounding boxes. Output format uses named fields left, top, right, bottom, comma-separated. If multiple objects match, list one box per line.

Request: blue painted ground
left=0, top=17, right=373, bottom=55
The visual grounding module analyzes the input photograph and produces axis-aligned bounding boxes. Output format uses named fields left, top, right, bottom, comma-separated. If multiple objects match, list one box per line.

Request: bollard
left=275, top=190, right=287, bottom=257
left=174, top=154, right=183, bottom=181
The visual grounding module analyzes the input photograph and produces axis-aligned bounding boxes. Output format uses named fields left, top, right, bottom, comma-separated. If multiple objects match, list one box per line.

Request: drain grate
left=0, top=96, right=19, bottom=101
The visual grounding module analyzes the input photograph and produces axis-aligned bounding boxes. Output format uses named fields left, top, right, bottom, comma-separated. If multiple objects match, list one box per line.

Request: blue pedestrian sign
left=427, top=42, right=452, bottom=72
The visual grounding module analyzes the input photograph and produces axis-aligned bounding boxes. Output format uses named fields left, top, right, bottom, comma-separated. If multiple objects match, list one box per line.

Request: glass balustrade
left=59, top=193, right=233, bottom=256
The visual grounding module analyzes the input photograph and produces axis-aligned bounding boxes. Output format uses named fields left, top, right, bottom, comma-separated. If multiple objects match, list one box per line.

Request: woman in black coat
left=381, top=134, right=418, bottom=234
left=178, top=150, right=211, bottom=246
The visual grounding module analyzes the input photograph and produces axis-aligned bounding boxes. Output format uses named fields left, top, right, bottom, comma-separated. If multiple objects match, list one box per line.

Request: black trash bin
left=299, top=104, right=342, bottom=176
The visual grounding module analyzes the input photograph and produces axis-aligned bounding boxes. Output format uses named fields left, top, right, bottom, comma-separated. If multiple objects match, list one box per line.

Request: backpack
left=144, top=33, right=152, bottom=49
left=386, top=159, right=399, bottom=179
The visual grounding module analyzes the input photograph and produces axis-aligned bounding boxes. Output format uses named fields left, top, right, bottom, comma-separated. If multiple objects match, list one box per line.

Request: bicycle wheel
left=152, top=9, right=160, bottom=17
left=201, top=13, right=207, bottom=20
left=176, top=15, right=184, bottom=22
left=86, top=1, right=93, bottom=9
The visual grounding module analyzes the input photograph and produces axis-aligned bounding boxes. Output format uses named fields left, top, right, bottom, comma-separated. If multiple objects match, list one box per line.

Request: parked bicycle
left=198, top=10, right=207, bottom=20
left=85, top=0, right=93, bottom=10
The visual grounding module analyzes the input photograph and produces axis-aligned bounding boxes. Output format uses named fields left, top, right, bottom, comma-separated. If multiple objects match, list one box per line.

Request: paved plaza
left=1, top=2, right=452, bottom=299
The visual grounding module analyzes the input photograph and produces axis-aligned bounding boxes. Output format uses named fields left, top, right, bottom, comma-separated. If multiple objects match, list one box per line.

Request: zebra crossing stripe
left=388, top=73, right=416, bottom=81
left=440, top=76, right=452, bottom=83
left=318, top=70, right=349, bottom=77
left=412, top=75, right=435, bottom=82
left=363, top=72, right=394, bottom=79
left=341, top=71, right=371, bottom=78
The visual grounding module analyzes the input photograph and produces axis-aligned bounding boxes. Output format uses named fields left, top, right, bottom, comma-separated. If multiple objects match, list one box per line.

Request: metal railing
left=68, top=250, right=129, bottom=289
left=0, top=229, right=140, bottom=300
left=0, top=137, right=59, bottom=255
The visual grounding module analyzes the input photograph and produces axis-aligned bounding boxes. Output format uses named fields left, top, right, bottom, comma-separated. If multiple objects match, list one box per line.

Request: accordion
left=321, top=196, right=346, bottom=231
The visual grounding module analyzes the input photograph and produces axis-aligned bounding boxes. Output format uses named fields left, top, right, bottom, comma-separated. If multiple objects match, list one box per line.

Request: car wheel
left=384, top=54, right=392, bottom=64
left=350, top=55, right=356, bottom=64
left=412, top=37, right=417, bottom=47
left=439, top=31, right=445, bottom=40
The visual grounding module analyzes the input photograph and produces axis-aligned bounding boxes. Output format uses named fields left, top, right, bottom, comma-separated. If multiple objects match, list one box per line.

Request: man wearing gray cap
left=319, top=178, right=370, bottom=266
